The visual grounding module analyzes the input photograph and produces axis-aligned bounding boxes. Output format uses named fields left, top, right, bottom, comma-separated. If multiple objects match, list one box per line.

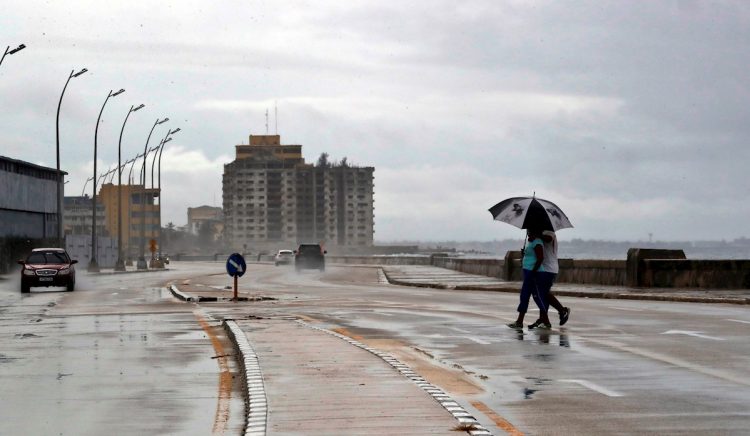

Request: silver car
left=274, top=249, right=294, bottom=266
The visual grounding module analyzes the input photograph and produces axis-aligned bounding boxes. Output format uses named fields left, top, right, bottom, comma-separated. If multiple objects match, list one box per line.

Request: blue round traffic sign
left=226, top=253, right=246, bottom=277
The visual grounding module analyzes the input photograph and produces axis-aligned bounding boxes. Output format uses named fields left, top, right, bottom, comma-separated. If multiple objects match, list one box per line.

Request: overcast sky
left=2, top=1, right=749, bottom=242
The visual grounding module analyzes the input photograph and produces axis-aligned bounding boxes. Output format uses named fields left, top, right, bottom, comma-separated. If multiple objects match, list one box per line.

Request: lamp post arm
left=0, top=46, right=8, bottom=67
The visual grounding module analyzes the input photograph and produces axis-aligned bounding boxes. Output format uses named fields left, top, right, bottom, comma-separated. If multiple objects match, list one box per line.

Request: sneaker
left=506, top=321, right=523, bottom=329
left=560, top=307, right=570, bottom=326
left=528, top=319, right=552, bottom=330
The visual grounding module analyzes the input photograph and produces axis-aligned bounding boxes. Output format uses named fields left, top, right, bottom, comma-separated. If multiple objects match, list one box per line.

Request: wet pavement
left=3, top=261, right=750, bottom=435
left=178, top=262, right=750, bottom=435
left=0, top=263, right=245, bottom=435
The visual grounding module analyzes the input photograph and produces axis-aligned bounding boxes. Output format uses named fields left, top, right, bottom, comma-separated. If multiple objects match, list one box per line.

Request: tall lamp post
left=115, top=104, right=145, bottom=271
left=56, top=68, right=87, bottom=246
left=148, top=128, right=179, bottom=266
left=137, top=118, right=169, bottom=270
left=0, top=44, right=26, bottom=67
left=155, top=128, right=180, bottom=259
left=89, top=88, right=125, bottom=272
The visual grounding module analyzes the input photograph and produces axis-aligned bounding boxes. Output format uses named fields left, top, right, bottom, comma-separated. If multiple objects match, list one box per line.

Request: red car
left=18, top=248, right=78, bottom=293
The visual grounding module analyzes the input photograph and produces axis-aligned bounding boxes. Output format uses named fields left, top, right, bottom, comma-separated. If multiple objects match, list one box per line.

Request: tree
left=317, top=152, right=330, bottom=168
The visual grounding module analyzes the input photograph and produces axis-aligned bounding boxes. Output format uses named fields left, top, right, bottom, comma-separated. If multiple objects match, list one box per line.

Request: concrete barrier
left=328, top=248, right=749, bottom=289
left=643, top=259, right=750, bottom=288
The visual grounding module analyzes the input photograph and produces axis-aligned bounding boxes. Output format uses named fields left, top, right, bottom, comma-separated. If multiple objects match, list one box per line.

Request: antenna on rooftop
left=265, top=109, right=269, bottom=134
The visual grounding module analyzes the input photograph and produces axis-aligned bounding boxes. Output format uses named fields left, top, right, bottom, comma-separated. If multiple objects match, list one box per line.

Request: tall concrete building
left=222, top=134, right=374, bottom=253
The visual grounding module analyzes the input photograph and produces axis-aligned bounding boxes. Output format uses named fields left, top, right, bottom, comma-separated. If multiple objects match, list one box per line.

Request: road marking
left=662, top=330, right=725, bottom=341
left=607, top=306, right=643, bottom=312
left=470, top=400, right=524, bottom=435
left=194, top=310, right=232, bottom=434
left=727, top=319, right=750, bottom=325
left=450, top=326, right=471, bottom=333
left=581, top=336, right=750, bottom=387
left=464, top=336, right=491, bottom=345
left=559, top=379, right=623, bottom=397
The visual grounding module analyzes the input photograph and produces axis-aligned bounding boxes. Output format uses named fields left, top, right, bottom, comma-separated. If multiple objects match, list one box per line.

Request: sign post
left=225, top=252, right=246, bottom=302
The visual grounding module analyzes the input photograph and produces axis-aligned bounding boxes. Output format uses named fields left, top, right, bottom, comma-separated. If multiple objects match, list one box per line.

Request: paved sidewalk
left=382, top=265, right=750, bottom=305
left=230, top=318, right=477, bottom=435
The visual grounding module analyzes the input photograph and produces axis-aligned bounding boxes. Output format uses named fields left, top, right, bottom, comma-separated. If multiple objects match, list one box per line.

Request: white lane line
left=464, top=336, right=491, bottom=345
left=450, top=327, right=472, bottom=334
left=662, top=330, right=725, bottom=341
left=727, top=319, right=750, bottom=325
left=607, top=306, right=644, bottom=312
left=581, top=336, right=750, bottom=387
left=559, top=379, right=623, bottom=397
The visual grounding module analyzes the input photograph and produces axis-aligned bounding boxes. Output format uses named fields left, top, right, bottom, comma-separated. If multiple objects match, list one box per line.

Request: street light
left=89, top=88, right=125, bottom=272
left=0, top=43, right=26, bottom=67
left=137, top=117, right=169, bottom=270
left=81, top=176, right=94, bottom=197
left=155, top=128, right=181, bottom=259
left=56, top=69, right=87, bottom=246
left=147, top=128, right=179, bottom=266
left=115, top=103, right=144, bottom=271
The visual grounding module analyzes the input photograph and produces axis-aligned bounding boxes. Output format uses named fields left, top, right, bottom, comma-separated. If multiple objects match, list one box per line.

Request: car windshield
left=27, top=251, right=69, bottom=264
left=299, top=245, right=321, bottom=253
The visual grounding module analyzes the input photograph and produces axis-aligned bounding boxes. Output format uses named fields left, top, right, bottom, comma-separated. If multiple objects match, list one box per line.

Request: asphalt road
left=191, top=262, right=750, bottom=436
left=0, top=263, right=245, bottom=436
left=2, top=261, right=749, bottom=435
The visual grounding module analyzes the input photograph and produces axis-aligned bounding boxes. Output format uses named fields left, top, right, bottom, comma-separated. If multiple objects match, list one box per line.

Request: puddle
left=143, top=287, right=174, bottom=302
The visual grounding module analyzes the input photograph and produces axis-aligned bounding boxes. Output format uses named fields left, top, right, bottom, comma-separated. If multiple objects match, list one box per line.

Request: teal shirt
left=522, top=238, right=545, bottom=271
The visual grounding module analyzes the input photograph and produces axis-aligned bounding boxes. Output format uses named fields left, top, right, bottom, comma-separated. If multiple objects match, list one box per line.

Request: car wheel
left=21, top=283, right=30, bottom=293
left=67, top=282, right=75, bottom=292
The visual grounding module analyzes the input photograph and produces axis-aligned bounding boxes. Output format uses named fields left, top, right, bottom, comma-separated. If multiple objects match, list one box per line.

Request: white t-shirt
left=541, top=230, right=559, bottom=274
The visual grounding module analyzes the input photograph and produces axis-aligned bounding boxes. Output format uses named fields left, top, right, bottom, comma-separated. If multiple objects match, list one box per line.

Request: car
left=294, top=244, right=326, bottom=272
left=18, top=248, right=78, bottom=293
left=274, top=249, right=294, bottom=266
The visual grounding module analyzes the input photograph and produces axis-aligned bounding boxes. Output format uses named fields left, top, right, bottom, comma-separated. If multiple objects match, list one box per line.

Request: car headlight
left=58, top=267, right=71, bottom=275
left=23, top=268, right=35, bottom=276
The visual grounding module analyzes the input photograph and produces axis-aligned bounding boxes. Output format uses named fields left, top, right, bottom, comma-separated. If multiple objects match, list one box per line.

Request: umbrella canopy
left=489, top=196, right=573, bottom=232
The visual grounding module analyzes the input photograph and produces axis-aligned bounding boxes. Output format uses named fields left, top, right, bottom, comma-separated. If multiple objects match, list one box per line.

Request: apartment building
left=222, top=134, right=374, bottom=253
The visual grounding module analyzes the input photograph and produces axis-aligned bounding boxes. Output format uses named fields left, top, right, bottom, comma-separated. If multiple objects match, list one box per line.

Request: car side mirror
left=17, top=260, right=25, bottom=265
left=71, top=260, right=78, bottom=265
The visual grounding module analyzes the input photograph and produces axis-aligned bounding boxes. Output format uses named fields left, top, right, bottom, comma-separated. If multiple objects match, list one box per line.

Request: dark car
left=295, top=244, right=326, bottom=272
left=18, top=248, right=77, bottom=293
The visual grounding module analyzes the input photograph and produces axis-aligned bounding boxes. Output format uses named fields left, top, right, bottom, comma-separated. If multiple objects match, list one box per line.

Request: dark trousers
left=517, top=269, right=552, bottom=313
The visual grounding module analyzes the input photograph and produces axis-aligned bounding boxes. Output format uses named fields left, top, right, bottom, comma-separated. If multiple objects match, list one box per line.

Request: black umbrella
left=489, top=196, right=573, bottom=231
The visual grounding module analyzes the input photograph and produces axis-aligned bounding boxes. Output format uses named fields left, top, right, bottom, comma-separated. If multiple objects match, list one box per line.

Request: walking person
left=540, top=230, right=571, bottom=326
left=507, top=229, right=553, bottom=329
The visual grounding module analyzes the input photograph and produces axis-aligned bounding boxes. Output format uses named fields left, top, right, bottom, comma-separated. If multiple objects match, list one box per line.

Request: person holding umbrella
left=506, top=228, right=553, bottom=329
left=488, top=195, right=574, bottom=329
left=540, top=230, right=571, bottom=326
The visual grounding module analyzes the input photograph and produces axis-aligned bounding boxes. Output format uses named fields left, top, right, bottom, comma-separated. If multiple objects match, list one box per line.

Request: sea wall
left=327, top=249, right=749, bottom=289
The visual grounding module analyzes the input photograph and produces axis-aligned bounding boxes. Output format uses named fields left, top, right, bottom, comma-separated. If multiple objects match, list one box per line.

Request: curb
left=298, top=320, right=494, bottom=436
left=168, top=284, right=195, bottom=302
left=223, top=320, right=268, bottom=436
left=167, top=284, right=255, bottom=302
left=381, top=269, right=750, bottom=305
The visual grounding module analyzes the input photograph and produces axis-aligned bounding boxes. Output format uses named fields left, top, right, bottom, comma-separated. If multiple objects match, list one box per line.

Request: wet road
left=190, top=262, right=750, bottom=436
left=3, top=261, right=749, bottom=435
left=0, top=264, right=245, bottom=435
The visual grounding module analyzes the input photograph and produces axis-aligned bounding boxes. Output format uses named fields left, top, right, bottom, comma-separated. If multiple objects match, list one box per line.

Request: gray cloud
left=2, top=1, right=749, bottom=240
